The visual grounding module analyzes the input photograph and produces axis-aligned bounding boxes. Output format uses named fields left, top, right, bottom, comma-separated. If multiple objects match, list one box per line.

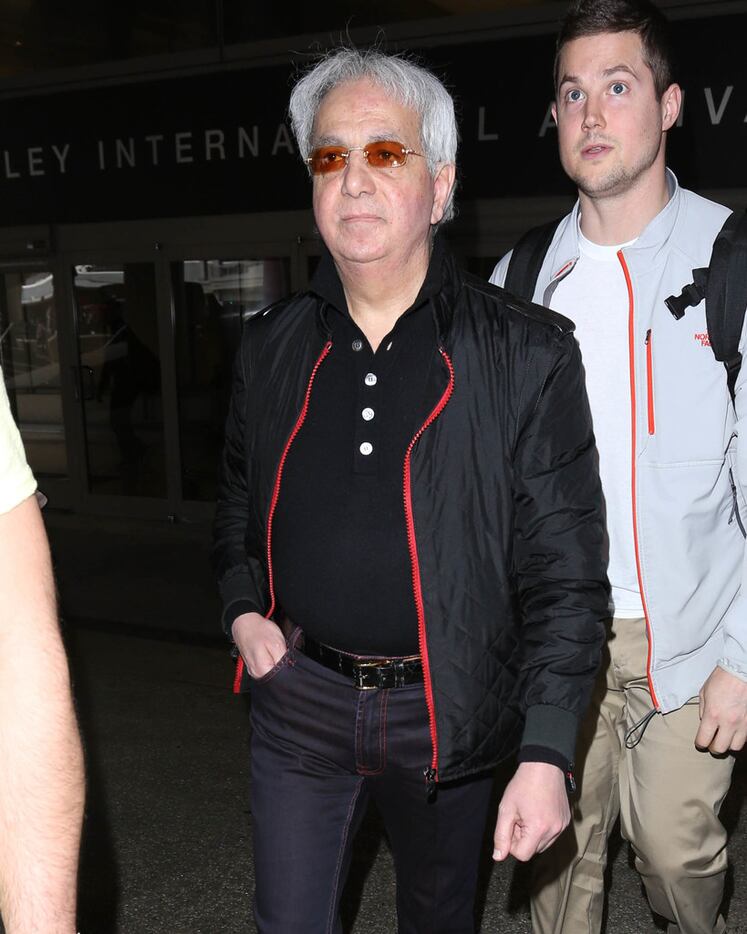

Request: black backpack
left=504, top=210, right=747, bottom=405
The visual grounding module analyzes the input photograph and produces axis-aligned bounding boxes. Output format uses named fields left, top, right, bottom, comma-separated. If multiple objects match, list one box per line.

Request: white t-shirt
left=0, top=368, right=37, bottom=515
left=550, top=226, right=644, bottom=619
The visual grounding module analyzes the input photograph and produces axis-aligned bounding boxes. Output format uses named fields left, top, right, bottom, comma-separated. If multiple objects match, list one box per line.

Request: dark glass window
left=173, top=257, right=290, bottom=502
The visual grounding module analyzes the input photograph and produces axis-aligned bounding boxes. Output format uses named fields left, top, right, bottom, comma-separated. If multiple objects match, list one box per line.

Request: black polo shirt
left=271, top=248, right=448, bottom=655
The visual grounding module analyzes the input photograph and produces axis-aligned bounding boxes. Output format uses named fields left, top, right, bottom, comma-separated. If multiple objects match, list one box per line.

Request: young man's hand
left=696, top=665, right=747, bottom=753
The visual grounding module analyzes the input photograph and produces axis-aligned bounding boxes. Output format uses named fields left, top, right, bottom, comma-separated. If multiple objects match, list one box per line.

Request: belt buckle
left=353, top=658, right=388, bottom=691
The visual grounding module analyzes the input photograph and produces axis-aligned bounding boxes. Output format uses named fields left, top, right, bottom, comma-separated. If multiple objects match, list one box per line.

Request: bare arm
left=0, top=495, right=84, bottom=934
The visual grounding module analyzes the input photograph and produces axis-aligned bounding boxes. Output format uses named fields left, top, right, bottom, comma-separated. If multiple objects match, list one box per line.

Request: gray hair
left=288, top=47, right=458, bottom=223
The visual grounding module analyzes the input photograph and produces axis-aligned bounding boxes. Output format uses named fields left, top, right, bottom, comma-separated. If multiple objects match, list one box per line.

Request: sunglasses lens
left=309, top=147, right=347, bottom=174
left=367, top=141, right=407, bottom=168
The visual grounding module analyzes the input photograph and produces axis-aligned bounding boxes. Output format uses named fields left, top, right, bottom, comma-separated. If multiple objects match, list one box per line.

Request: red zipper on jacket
left=645, top=329, right=655, bottom=435
left=618, top=252, right=660, bottom=708
left=402, top=347, right=455, bottom=788
left=233, top=340, right=334, bottom=693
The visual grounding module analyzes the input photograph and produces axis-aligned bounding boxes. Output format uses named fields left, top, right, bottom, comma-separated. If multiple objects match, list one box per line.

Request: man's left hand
left=695, top=665, right=747, bottom=753
left=492, top=761, right=570, bottom=863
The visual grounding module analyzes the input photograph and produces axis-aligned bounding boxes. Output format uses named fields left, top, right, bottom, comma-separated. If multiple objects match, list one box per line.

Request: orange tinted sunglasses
left=305, top=140, right=423, bottom=175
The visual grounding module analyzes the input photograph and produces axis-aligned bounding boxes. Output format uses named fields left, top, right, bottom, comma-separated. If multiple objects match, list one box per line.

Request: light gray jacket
left=491, top=171, right=747, bottom=712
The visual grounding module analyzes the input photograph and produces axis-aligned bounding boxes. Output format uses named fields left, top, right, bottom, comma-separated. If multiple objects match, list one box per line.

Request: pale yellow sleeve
left=0, top=370, right=37, bottom=514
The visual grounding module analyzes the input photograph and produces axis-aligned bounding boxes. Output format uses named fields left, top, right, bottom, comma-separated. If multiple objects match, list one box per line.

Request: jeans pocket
left=252, top=647, right=294, bottom=685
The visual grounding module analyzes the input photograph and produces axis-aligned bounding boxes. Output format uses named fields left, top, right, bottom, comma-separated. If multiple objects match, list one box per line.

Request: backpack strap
left=504, top=217, right=563, bottom=301
left=705, top=210, right=747, bottom=405
left=665, top=210, right=747, bottom=406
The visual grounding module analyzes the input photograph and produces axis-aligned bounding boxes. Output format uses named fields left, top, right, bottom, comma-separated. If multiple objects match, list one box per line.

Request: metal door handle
left=71, top=365, right=95, bottom=402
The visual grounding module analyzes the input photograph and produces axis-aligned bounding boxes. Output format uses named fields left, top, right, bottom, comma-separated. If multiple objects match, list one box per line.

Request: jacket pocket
left=645, top=329, right=655, bottom=436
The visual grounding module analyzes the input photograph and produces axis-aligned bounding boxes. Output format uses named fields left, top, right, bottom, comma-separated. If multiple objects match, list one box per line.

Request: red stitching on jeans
left=354, top=692, right=365, bottom=773
left=326, top=779, right=364, bottom=934
left=379, top=689, right=389, bottom=772
left=358, top=694, right=387, bottom=776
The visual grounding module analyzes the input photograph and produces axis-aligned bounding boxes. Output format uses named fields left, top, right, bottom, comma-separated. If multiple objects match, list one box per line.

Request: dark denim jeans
left=248, top=636, right=494, bottom=934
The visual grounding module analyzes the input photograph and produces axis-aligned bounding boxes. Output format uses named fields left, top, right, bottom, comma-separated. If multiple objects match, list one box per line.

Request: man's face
left=310, top=78, right=454, bottom=271
left=552, top=31, right=679, bottom=200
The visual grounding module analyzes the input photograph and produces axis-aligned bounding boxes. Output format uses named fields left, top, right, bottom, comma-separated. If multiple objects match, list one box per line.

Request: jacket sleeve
left=489, top=251, right=512, bottom=288
left=512, top=331, right=609, bottom=764
left=211, top=333, right=269, bottom=638
left=719, top=312, right=747, bottom=682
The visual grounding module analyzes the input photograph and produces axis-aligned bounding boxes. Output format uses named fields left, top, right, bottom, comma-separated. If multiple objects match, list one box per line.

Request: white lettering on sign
left=2, top=84, right=741, bottom=189
left=93, top=125, right=273, bottom=171
left=1, top=145, right=70, bottom=178
left=51, top=144, right=70, bottom=174
left=478, top=106, right=498, bottom=141
left=175, top=131, right=193, bottom=164
left=28, top=147, right=44, bottom=176
left=238, top=126, right=258, bottom=157
left=145, top=135, right=164, bottom=165
left=538, top=102, right=556, bottom=137
left=3, top=152, right=20, bottom=179
left=205, top=129, right=226, bottom=161
left=704, top=86, right=734, bottom=125
left=271, top=123, right=294, bottom=156
left=115, top=138, right=136, bottom=168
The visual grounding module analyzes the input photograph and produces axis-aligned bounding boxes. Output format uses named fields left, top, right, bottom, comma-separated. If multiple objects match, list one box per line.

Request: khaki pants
left=531, top=617, right=734, bottom=934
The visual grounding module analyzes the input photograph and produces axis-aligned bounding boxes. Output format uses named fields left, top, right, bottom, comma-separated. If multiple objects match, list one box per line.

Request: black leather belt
left=300, top=634, right=423, bottom=690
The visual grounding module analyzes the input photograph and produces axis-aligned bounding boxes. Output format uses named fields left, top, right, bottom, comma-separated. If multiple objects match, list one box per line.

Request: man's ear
left=661, top=83, right=682, bottom=131
left=551, top=101, right=558, bottom=125
left=431, top=162, right=457, bottom=226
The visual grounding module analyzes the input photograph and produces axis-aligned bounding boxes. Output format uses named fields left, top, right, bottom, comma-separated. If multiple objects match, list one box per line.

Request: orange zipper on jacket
left=233, top=340, right=334, bottom=693
left=645, top=329, right=655, bottom=435
left=402, top=348, right=455, bottom=788
left=618, top=251, right=659, bottom=709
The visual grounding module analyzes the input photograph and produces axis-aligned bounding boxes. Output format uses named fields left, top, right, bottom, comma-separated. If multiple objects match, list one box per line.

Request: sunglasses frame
left=305, top=140, right=423, bottom=175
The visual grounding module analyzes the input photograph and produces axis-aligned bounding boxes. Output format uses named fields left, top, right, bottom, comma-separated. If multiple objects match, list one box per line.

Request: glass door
left=171, top=256, right=291, bottom=505
left=0, top=266, right=72, bottom=505
left=70, top=261, right=168, bottom=502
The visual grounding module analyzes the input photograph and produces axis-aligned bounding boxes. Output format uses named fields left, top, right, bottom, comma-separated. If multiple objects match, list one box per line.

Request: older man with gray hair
left=213, top=47, right=608, bottom=933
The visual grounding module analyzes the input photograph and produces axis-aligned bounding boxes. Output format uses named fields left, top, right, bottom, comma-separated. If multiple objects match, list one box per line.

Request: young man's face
left=552, top=30, right=680, bottom=201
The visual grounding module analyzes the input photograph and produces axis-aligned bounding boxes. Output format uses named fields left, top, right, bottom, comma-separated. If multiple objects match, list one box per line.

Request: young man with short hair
left=491, top=3, right=747, bottom=931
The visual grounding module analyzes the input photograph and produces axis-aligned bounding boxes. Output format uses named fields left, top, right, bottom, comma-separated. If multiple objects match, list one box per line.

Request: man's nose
left=340, top=150, right=376, bottom=196
left=581, top=95, right=605, bottom=132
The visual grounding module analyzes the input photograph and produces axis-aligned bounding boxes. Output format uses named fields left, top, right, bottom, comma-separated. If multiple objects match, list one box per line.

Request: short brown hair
left=554, top=0, right=675, bottom=98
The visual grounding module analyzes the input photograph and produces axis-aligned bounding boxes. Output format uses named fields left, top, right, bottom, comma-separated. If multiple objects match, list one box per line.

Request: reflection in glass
left=0, top=270, right=67, bottom=480
left=173, top=258, right=290, bottom=501
left=72, top=263, right=166, bottom=497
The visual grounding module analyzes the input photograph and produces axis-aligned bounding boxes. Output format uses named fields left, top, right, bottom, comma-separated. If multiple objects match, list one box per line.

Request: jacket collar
left=547, top=168, right=682, bottom=289
left=309, top=233, right=460, bottom=344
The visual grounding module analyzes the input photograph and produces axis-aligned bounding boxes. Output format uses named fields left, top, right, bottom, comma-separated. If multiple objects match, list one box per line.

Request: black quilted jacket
left=212, top=242, right=608, bottom=784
